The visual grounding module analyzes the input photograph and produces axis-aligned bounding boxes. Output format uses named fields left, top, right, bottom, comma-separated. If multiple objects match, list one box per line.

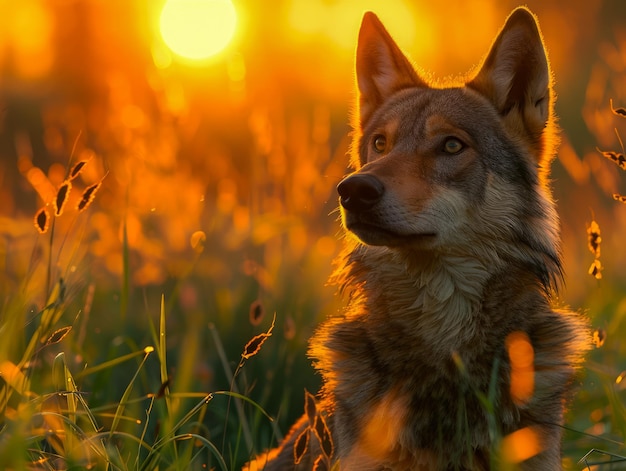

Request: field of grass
left=0, top=190, right=337, bottom=469
left=2, top=1, right=626, bottom=470
left=3, top=108, right=626, bottom=471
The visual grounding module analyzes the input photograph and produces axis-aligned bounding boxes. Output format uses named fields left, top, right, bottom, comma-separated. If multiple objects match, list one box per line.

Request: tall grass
left=2, top=19, right=626, bottom=469
left=1, top=77, right=340, bottom=468
left=2, top=135, right=623, bottom=471
left=0, top=208, right=282, bottom=469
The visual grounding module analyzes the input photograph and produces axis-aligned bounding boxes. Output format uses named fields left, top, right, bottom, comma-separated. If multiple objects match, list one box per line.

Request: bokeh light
left=159, top=0, right=237, bottom=61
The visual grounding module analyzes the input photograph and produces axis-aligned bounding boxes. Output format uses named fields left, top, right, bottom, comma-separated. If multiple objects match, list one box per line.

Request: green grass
left=2, top=111, right=626, bottom=471
left=3, top=205, right=625, bottom=471
left=0, top=188, right=328, bottom=469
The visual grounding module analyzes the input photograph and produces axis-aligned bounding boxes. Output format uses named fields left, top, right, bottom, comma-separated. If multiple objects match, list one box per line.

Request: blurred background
left=1, top=0, right=626, bottom=467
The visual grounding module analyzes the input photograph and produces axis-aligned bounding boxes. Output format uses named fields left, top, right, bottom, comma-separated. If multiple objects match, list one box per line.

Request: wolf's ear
left=468, top=7, right=554, bottom=160
left=356, top=12, right=425, bottom=126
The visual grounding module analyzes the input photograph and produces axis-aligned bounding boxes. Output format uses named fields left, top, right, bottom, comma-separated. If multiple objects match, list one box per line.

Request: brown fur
left=245, top=7, right=590, bottom=470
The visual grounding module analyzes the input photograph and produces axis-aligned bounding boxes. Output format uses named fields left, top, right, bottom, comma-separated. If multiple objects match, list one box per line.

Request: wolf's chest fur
left=311, top=246, right=580, bottom=469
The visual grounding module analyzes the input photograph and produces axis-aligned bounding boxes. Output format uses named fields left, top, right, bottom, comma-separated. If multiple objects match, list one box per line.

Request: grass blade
left=109, top=347, right=154, bottom=437
left=141, top=433, right=227, bottom=471
left=75, top=347, right=154, bottom=379
left=157, top=294, right=172, bottom=419
left=208, top=323, right=254, bottom=452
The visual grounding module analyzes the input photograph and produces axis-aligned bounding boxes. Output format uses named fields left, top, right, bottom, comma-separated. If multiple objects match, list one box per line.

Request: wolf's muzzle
left=338, top=174, right=385, bottom=212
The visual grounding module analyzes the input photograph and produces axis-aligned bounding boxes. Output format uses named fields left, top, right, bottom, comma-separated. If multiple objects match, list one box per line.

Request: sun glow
left=159, top=0, right=237, bottom=61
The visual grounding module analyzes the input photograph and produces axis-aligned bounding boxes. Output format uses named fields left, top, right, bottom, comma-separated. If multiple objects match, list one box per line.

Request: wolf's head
left=338, top=8, right=561, bottom=288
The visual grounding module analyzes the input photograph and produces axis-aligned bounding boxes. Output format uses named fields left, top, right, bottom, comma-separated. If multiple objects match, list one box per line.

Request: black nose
left=337, top=174, right=385, bottom=212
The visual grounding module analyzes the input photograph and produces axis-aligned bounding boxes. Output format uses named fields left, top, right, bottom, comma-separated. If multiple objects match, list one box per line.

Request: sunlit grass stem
left=208, top=322, right=254, bottom=453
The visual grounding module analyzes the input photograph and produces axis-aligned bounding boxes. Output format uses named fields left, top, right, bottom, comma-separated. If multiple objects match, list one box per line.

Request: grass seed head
left=54, top=180, right=72, bottom=216
left=242, top=313, right=276, bottom=360
left=77, top=181, right=102, bottom=212
left=69, top=160, right=88, bottom=180
left=34, top=207, right=50, bottom=234
left=587, top=220, right=601, bottom=258
left=597, top=148, right=626, bottom=170
left=249, top=300, right=264, bottom=326
left=313, top=414, right=334, bottom=459
left=593, top=328, right=606, bottom=348
left=588, top=259, right=603, bottom=279
left=294, top=428, right=309, bottom=464
left=613, top=193, right=626, bottom=204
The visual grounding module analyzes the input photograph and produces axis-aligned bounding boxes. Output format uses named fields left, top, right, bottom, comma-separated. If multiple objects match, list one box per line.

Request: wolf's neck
left=339, top=245, right=500, bottom=353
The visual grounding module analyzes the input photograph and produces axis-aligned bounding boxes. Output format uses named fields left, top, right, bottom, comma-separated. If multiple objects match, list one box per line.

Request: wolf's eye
left=443, top=137, right=465, bottom=155
left=373, top=135, right=387, bottom=153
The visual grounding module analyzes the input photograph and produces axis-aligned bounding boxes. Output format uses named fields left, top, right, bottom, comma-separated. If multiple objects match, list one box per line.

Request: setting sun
left=159, top=0, right=237, bottom=61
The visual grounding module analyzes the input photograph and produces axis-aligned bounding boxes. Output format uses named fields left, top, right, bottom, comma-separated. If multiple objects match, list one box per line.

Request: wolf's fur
left=245, top=7, right=590, bottom=470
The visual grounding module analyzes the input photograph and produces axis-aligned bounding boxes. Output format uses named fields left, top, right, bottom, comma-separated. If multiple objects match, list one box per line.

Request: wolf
left=245, top=7, right=590, bottom=470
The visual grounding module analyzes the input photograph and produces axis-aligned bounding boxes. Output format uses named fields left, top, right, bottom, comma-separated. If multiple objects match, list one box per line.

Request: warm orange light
left=159, top=0, right=237, bottom=61
left=506, top=331, right=535, bottom=405
left=288, top=0, right=416, bottom=51
left=11, top=0, right=54, bottom=78
left=359, top=390, right=404, bottom=459
left=501, top=426, right=543, bottom=463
